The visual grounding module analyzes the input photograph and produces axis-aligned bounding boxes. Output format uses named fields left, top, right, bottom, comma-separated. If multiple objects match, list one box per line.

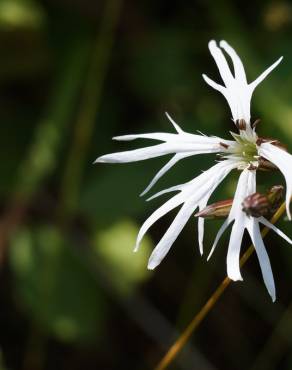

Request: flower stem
left=154, top=200, right=288, bottom=370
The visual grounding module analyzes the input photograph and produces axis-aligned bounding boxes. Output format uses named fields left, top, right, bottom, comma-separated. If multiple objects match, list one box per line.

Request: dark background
left=0, top=0, right=292, bottom=369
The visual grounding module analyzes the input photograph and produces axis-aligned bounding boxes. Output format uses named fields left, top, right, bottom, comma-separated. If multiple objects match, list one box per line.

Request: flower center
left=227, top=132, right=259, bottom=169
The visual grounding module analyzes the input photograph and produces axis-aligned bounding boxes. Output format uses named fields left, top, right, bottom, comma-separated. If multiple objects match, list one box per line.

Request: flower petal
left=147, top=161, right=236, bottom=268
left=226, top=217, right=245, bottom=281
left=207, top=218, right=230, bottom=261
left=208, top=40, right=234, bottom=87
left=134, top=191, right=186, bottom=252
left=147, top=201, right=198, bottom=270
left=138, top=160, right=237, bottom=264
left=197, top=216, right=205, bottom=256
left=96, top=142, right=221, bottom=163
left=113, top=133, right=178, bottom=142
left=259, top=142, right=292, bottom=219
left=202, top=74, right=226, bottom=94
left=249, top=57, right=283, bottom=91
left=219, top=40, right=247, bottom=83
left=140, top=153, right=197, bottom=196
left=247, top=219, right=276, bottom=301
left=225, top=169, right=255, bottom=280
left=229, top=169, right=255, bottom=220
left=146, top=184, right=182, bottom=201
left=96, top=143, right=171, bottom=163
left=204, top=40, right=282, bottom=127
left=165, top=112, right=184, bottom=133
left=259, top=217, right=292, bottom=245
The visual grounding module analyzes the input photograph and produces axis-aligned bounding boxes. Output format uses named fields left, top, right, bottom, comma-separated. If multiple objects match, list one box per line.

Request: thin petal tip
left=94, top=157, right=104, bottom=163
left=147, top=261, right=157, bottom=270
left=139, top=187, right=148, bottom=197
left=208, top=40, right=216, bottom=49
left=228, top=272, right=243, bottom=282
left=286, top=201, right=291, bottom=220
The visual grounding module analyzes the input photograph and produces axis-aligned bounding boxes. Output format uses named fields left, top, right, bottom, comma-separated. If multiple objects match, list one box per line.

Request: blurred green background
left=1, top=0, right=292, bottom=369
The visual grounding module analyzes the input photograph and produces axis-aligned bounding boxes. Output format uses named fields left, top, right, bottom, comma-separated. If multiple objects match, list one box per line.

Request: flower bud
left=242, top=192, right=270, bottom=218
left=266, top=185, right=284, bottom=213
left=195, top=199, right=233, bottom=219
left=195, top=185, right=284, bottom=219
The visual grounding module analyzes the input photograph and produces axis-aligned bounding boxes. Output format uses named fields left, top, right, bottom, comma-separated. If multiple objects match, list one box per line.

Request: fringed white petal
left=197, top=216, right=205, bottom=256
left=226, top=218, right=245, bottom=281
left=204, top=40, right=282, bottom=127
left=210, top=169, right=255, bottom=276
left=249, top=57, right=283, bottom=91
left=229, top=169, right=255, bottom=220
left=247, top=219, right=276, bottom=301
left=207, top=218, right=229, bottom=261
left=141, top=153, right=198, bottom=196
left=96, top=142, right=222, bottom=164
left=219, top=40, right=247, bottom=83
left=113, top=133, right=179, bottom=142
left=148, top=201, right=199, bottom=270
left=202, top=74, right=225, bottom=94
left=165, top=112, right=184, bottom=133
left=259, top=143, right=292, bottom=220
left=259, top=217, right=292, bottom=245
left=137, top=160, right=237, bottom=266
left=208, top=40, right=234, bottom=86
left=134, top=192, right=186, bottom=252
left=197, top=197, right=212, bottom=256
left=226, top=170, right=255, bottom=280
left=145, top=184, right=182, bottom=202
left=96, top=115, right=231, bottom=191
left=209, top=166, right=288, bottom=301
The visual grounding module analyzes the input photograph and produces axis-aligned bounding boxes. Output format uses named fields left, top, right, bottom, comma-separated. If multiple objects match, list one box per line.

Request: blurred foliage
left=10, top=226, right=106, bottom=343
left=94, top=219, right=152, bottom=294
left=0, top=1, right=291, bottom=370
left=0, top=0, right=45, bottom=30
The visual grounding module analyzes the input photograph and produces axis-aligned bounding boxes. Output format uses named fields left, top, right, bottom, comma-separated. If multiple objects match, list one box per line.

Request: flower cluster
left=96, top=40, right=292, bottom=301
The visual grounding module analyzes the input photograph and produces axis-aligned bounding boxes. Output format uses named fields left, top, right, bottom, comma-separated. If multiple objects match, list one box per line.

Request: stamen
left=256, top=137, right=287, bottom=151
left=220, top=142, right=229, bottom=149
left=248, top=163, right=258, bottom=170
left=258, top=156, right=278, bottom=171
left=235, top=119, right=247, bottom=131
left=252, top=118, right=261, bottom=129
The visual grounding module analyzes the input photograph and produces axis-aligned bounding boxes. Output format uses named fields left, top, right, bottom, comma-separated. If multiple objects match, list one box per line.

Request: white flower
left=96, top=40, right=292, bottom=300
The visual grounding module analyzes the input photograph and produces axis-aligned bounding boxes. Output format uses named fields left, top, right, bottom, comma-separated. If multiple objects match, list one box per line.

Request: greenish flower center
left=228, top=132, right=259, bottom=167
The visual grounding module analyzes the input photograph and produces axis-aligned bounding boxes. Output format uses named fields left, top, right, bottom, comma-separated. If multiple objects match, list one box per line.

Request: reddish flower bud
left=242, top=192, right=270, bottom=218
left=195, top=199, right=233, bottom=219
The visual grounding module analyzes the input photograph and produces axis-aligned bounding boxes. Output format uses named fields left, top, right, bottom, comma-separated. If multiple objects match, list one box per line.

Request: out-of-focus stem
left=0, top=39, right=88, bottom=264
left=59, top=0, right=122, bottom=222
left=154, top=200, right=288, bottom=370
